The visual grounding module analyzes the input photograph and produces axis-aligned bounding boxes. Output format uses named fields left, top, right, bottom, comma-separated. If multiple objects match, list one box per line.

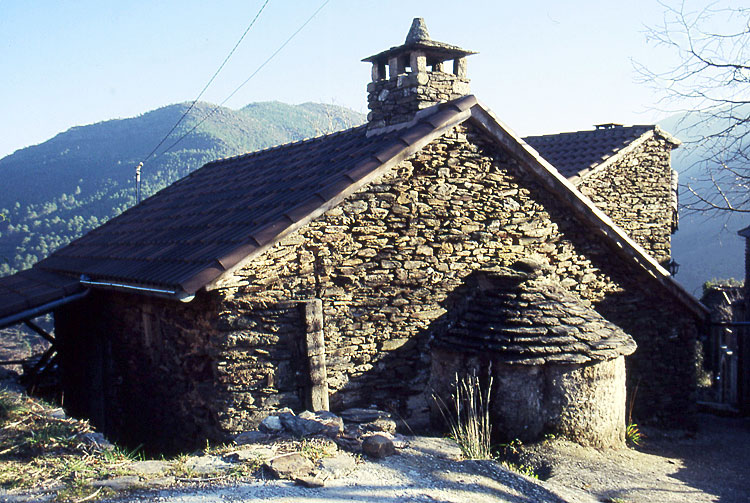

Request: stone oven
left=431, top=259, right=637, bottom=448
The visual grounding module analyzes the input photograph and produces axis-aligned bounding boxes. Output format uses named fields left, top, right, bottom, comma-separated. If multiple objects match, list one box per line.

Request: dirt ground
left=92, top=413, right=749, bottom=503
left=517, top=413, right=750, bottom=503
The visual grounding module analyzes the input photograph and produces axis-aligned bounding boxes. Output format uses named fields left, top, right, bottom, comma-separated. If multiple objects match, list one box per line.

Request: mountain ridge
left=0, top=101, right=365, bottom=275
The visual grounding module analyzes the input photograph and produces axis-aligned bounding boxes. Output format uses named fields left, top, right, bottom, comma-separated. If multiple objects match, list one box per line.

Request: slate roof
left=524, top=125, right=658, bottom=178
left=33, top=96, right=479, bottom=295
left=433, top=263, right=637, bottom=364
left=36, top=124, right=408, bottom=293
left=0, top=95, right=708, bottom=323
left=0, top=269, right=85, bottom=328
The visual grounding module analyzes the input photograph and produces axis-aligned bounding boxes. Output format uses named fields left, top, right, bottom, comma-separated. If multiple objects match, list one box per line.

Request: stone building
left=430, top=258, right=637, bottom=448
left=525, top=124, right=681, bottom=267
left=0, top=19, right=707, bottom=451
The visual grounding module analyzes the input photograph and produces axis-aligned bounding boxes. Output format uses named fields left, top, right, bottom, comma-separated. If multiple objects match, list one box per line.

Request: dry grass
left=0, top=387, right=135, bottom=501
left=434, top=373, right=494, bottom=460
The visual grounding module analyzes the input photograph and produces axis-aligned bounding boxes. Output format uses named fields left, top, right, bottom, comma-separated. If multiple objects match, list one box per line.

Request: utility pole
left=135, top=162, right=143, bottom=204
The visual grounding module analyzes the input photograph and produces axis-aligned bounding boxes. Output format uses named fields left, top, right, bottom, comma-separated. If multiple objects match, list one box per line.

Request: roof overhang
left=0, top=269, right=89, bottom=329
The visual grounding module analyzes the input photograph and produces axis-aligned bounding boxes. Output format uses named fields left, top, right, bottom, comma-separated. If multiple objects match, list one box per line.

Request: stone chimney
left=363, top=18, right=476, bottom=129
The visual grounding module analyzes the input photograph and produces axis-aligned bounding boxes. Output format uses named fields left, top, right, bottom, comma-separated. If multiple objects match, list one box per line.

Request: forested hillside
left=0, top=101, right=364, bottom=275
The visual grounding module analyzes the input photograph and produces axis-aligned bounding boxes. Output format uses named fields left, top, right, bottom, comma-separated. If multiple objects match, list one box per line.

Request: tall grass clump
left=434, top=373, right=494, bottom=460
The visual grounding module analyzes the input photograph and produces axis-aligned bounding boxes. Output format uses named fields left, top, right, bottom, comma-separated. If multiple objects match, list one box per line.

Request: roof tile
left=524, top=125, right=653, bottom=178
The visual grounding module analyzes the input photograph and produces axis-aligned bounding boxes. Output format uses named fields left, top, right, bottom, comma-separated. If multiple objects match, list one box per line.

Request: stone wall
left=215, top=123, right=699, bottom=430
left=56, top=289, right=318, bottom=453
left=576, top=135, right=676, bottom=265
left=55, top=290, right=230, bottom=453
left=430, top=349, right=628, bottom=448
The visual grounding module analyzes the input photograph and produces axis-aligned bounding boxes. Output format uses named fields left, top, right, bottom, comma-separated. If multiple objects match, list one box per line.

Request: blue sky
left=0, top=0, right=710, bottom=158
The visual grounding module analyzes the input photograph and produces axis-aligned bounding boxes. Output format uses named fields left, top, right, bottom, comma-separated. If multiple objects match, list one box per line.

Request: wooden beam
left=300, top=299, right=329, bottom=411
left=23, top=319, right=55, bottom=345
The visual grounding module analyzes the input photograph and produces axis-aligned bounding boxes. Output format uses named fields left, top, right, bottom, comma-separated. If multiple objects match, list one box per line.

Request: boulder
left=259, top=415, right=284, bottom=433
left=362, top=418, right=398, bottom=434
left=265, top=453, right=314, bottom=480
left=340, top=408, right=392, bottom=423
left=184, top=455, right=232, bottom=475
left=226, top=446, right=276, bottom=462
left=279, top=411, right=343, bottom=438
left=362, top=434, right=396, bottom=458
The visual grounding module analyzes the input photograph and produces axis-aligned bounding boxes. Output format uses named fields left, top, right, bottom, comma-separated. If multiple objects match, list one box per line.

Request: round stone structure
left=430, top=259, right=637, bottom=448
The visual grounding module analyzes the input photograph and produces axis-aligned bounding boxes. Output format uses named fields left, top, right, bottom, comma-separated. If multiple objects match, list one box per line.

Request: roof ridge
left=523, top=124, right=655, bottom=140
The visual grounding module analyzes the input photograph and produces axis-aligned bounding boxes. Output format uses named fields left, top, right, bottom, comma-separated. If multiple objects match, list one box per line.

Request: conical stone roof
left=433, top=260, right=637, bottom=365
left=362, top=17, right=476, bottom=64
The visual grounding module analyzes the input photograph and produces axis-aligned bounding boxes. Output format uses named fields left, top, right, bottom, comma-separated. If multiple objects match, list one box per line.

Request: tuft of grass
left=626, top=423, right=643, bottom=447
left=434, top=373, right=494, bottom=460
left=298, top=438, right=337, bottom=464
left=500, top=460, right=539, bottom=479
left=0, top=386, right=140, bottom=500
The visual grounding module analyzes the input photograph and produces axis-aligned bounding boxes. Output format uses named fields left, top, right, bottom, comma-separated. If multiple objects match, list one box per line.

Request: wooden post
left=300, top=299, right=329, bottom=411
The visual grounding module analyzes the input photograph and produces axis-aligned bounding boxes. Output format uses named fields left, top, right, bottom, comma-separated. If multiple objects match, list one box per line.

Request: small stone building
left=431, top=259, right=636, bottom=448
left=0, top=19, right=707, bottom=451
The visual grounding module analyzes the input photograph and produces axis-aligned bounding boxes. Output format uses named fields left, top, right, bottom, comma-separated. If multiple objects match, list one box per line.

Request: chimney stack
left=363, top=18, right=476, bottom=129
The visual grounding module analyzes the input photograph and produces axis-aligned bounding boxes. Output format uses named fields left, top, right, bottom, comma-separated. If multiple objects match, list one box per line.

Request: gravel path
left=104, top=414, right=750, bottom=503
left=104, top=437, right=576, bottom=503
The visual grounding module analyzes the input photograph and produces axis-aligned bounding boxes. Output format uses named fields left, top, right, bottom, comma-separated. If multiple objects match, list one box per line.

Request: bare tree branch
left=640, top=1, right=750, bottom=214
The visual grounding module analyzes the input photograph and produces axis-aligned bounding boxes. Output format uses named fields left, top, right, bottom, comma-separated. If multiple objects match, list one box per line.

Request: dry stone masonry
left=211, top=124, right=698, bottom=435
left=576, top=134, right=678, bottom=265
left=48, top=18, right=704, bottom=453
left=364, top=18, right=474, bottom=129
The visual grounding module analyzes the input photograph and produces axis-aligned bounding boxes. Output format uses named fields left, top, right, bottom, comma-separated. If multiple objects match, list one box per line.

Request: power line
left=137, top=0, right=272, bottom=176
left=159, top=0, right=331, bottom=156
left=135, top=0, right=271, bottom=203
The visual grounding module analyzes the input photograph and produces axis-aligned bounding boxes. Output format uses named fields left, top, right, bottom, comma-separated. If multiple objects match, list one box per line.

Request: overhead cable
left=140, top=0, right=272, bottom=166
left=159, top=0, right=331, bottom=155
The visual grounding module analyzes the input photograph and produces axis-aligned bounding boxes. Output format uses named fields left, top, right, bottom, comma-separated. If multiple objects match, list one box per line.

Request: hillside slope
left=0, top=101, right=364, bottom=275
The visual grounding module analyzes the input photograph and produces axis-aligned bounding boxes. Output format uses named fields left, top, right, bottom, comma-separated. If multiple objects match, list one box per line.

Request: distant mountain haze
left=659, top=106, right=749, bottom=295
left=0, top=101, right=744, bottom=296
left=0, top=101, right=364, bottom=275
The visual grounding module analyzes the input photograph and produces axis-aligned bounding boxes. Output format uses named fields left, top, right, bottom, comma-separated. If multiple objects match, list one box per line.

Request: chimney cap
left=362, top=18, right=476, bottom=64
left=405, top=18, right=430, bottom=44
